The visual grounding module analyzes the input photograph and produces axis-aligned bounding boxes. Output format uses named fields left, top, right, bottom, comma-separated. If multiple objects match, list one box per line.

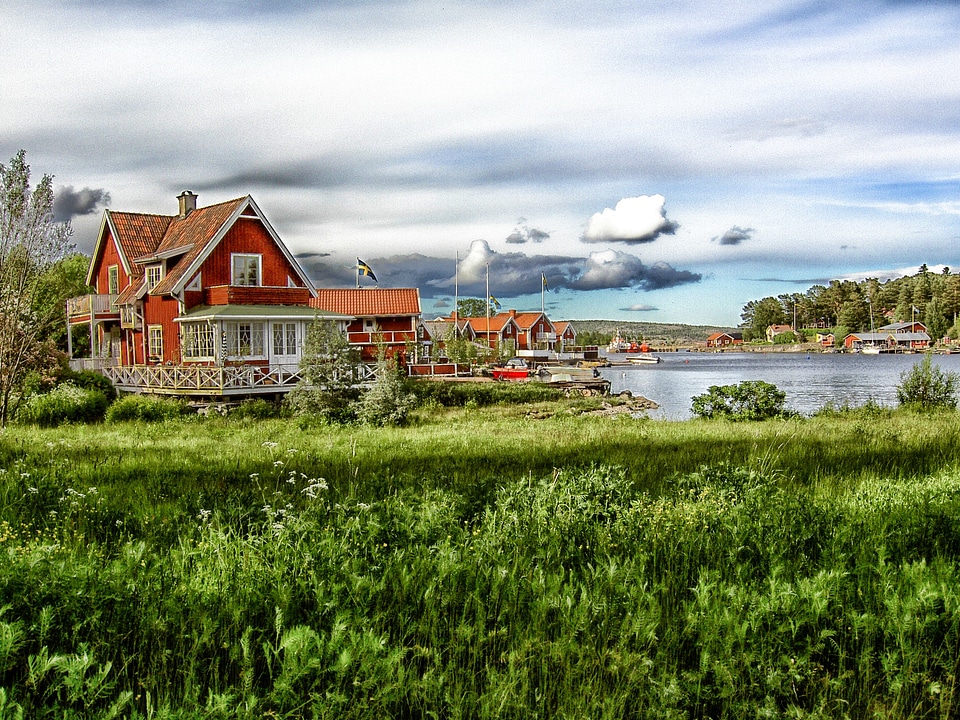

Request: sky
left=3, top=0, right=960, bottom=326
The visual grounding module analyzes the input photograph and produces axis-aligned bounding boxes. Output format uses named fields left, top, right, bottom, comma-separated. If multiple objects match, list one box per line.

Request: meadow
left=2, top=399, right=960, bottom=718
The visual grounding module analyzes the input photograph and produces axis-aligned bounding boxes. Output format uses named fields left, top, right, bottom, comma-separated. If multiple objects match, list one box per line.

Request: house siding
left=93, top=230, right=129, bottom=294
left=201, top=220, right=306, bottom=289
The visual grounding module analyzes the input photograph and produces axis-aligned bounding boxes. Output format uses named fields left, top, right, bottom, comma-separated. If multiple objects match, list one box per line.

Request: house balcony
left=346, top=330, right=415, bottom=345
left=66, top=294, right=120, bottom=324
left=201, top=285, right=312, bottom=306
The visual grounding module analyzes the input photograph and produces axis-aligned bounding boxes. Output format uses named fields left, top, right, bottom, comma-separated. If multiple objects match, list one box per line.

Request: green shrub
left=356, top=361, right=418, bottom=426
left=227, top=398, right=288, bottom=420
left=896, top=354, right=959, bottom=410
left=408, top=379, right=564, bottom=407
left=691, top=380, right=793, bottom=420
left=14, top=383, right=109, bottom=426
left=105, top=394, right=191, bottom=423
left=57, top=368, right=118, bottom=402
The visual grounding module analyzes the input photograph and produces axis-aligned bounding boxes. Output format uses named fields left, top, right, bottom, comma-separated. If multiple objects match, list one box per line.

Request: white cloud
left=583, top=195, right=678, bottom=244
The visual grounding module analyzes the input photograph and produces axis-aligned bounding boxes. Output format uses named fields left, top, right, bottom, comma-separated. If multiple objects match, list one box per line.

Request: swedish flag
left=357, top=258, right=378, bottom=283
left=542, top=272, right=548, bottom=291
left=489, top=295, right=501, bottom=310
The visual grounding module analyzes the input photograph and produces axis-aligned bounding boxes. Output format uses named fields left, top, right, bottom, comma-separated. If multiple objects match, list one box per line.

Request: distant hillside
left=570, top=320, right=737, bottom=345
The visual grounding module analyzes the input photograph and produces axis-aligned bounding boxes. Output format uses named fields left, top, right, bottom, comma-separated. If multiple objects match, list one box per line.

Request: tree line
left=740, top=265, right=960, bottom=342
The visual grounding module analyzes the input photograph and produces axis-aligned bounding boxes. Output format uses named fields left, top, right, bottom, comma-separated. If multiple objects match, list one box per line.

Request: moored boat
left=626, top=353, right=661, bottom=365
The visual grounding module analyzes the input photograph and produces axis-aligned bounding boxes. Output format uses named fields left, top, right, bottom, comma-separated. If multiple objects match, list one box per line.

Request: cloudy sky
left=3, top=0, right=959, bottom=326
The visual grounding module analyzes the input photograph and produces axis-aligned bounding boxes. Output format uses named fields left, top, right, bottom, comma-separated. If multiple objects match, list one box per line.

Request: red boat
left=491, top=358, right=530, bottom=380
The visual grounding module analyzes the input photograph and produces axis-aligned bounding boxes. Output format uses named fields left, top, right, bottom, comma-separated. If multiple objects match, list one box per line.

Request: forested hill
left=570, top=320, right=736, bottom=345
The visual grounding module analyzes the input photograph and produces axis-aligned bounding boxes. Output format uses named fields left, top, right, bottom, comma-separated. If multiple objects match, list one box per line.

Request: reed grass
left=0, top=404, right=959, bottom=716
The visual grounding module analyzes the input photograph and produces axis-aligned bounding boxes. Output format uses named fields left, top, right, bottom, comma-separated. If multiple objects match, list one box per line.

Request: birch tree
left=0, top=151, right=73, bottom=424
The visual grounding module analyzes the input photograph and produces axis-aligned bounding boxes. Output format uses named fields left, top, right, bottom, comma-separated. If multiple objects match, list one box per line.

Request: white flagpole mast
left=355, top=257, right=360, bottom=289
left=486, top=263, right=491, bottom=354
left=541, top=272, right=545, bottom=315
left=454, top=252, right=459, bottom=320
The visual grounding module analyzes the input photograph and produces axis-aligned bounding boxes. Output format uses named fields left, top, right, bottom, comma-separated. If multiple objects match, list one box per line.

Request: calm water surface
left=599, top=351, right=960, bottom=420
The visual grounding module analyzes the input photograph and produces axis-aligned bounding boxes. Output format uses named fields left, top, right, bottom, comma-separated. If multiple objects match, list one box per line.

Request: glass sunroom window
left=181, top=323, right=215, bottom=359
left=225, top=321, right=264, bottom=357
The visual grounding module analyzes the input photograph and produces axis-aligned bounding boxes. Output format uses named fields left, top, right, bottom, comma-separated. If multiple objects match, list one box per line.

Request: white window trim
left=145, top=263, right=164, bottom=290
left=224, top=321, right=266, bottom=359
left=107, top=265, right=120, bottom=295
left=181, top=322, right=215, bottom=360
left=231, top=253, right=262, bottom=287
left=148, top=325, right=164, bottom=362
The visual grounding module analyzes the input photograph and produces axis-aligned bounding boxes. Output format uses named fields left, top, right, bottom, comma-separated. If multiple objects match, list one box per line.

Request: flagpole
left=356, top=257, right=360, bottom=289
left=541, top=272, right=545, bottom=315
left=486, top=263, right=491, bottom=355
left=454, top=252, right=459, bottom=320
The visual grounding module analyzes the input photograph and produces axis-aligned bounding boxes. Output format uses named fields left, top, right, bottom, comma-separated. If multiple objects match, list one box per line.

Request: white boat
left=626, top=353, right=661, bottom=365
left=861, top=345, right=882, bottom=355
left=538, top=365, right=599, bottom=381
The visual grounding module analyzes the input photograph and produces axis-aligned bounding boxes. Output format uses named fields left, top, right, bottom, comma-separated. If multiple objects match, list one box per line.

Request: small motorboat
left=626, top=353, right=661, bottom=365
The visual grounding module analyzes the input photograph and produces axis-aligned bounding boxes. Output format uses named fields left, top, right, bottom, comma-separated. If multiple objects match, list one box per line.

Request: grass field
left=2, top=401, right=960, bottom=717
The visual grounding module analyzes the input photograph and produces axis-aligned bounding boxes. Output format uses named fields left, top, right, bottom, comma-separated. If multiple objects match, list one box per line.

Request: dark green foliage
left=105, top=394, right=191, bottom=422
left=691, top=380, right=793, bottom=420
left=407, top=378, right=565, bottom=407
left=14, top=383, right=109, bottom=426
left=896, top=354, right=959, bottom=410
left=57, top=368, right=117, bottom=402
left=227, top=398, right=288, bottom=421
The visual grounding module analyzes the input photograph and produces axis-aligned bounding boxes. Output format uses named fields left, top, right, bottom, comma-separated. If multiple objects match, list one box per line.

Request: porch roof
left=174, top=304, right=352, bottom=323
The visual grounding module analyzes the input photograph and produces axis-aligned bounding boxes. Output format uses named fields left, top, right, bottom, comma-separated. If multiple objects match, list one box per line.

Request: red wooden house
left=308, top=288, right=423, bottom=362
left=66, top=192, right=348, bottom=397
left=552, top=321, right=577, bottom=348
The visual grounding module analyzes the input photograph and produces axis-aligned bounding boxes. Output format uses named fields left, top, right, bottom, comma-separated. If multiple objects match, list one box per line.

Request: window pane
left=286, top=324, right=297, bottom=354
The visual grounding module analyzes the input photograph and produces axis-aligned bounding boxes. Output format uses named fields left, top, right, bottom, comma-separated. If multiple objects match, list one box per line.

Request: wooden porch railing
left=104, top=364, right=305, bottom=395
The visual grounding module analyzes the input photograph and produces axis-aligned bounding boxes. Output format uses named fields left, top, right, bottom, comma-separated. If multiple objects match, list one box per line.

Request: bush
left=105, top=394, right=191, bottom=423
left=408, top=379, right=564, bottom=407
left=58, top=368, right=118, bottom=402
left=227, top=398, right=288, bottom=420
left=896, top=354, right=959, bottom=410
left=14, top=382, right=109, bottom=426
left=691, top=380, right=793, bottom=421
left=283, top=385, right=359, bottom=425
left=356, top=361, right=418, bottom=426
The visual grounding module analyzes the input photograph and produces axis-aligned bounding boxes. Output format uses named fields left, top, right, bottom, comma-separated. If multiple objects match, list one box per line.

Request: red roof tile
left=108, top=212, right=172, bottom=262
left=151, top=198, right=247, bottom=295
left=309, top=288, right=421, bottom=316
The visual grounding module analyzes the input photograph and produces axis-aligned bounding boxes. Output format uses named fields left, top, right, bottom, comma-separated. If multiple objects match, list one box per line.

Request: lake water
left=598, top=351, right=960, bottom=420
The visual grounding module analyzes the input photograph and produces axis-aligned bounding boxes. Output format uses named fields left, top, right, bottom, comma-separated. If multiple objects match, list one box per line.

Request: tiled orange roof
left=508, top=312, right=551, bottom=331
left=108, top=212, right=172, bottom=262
left=554, top=321, right=571, bottom=335
left=151, top=198, right=247, bottom=295
left=310, top=288, right=421, bottom=316
left=470, top=313, right=517, bottom=335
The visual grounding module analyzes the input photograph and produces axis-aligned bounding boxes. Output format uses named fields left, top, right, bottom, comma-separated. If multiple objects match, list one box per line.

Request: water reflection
left=599, top=352, right=960, bottom=420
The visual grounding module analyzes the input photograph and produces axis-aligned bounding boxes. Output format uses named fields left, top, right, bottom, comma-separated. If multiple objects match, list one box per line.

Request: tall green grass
left=0, top=405, right=959, bottom=716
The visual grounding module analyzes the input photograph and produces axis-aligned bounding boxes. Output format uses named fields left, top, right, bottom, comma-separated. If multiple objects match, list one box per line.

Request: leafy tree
left=0, top=151, right=73, bottom=425
left=691, top=380, right=792, bottom=421
left=34, top=252, right=93, bottom=352
left=748, top=297, right=786, bottom=339
left=286, top=319, right=361, bottom=421
left=457, top=298, right=488, bottom=317
left=896, top=354, right=959, bottom=410
left=924, top=295, right=950, bottom=342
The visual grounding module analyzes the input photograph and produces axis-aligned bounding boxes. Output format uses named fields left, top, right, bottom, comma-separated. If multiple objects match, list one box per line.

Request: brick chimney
left=509, top=309, right=517, bottom=318
left=177, top=190, right=197, bottom=218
